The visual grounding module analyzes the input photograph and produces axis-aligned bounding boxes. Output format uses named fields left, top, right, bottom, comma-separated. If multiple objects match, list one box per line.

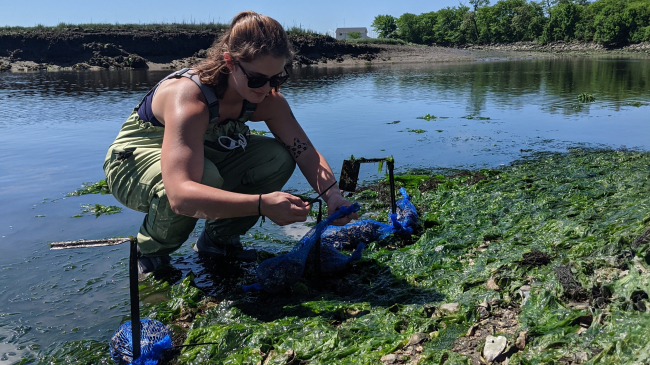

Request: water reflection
left=1, top=57, right=647, bottom=114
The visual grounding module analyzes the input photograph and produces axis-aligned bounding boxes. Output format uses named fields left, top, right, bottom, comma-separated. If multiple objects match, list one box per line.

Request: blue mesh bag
left=321, top=188, right=419, bottom=249
left=321, top=220, right=394, bottom=249
left=243, top=204, right=361, bottom=293
left=304, top=241, right=366, bottom=275
left=395, top=187, right=419, bottom=230
left=110, top=319, right=172, bottom=365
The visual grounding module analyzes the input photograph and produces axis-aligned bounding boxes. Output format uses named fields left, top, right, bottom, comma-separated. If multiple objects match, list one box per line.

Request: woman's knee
left=249, top=139, right=296, bottom=184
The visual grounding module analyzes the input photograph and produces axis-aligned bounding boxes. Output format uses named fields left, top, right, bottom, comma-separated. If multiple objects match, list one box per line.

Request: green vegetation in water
left=79, top=204, right=122, bottom=218
left=628, top=101, right=645, bottom=107
left=406, top=128, right=427, bottom=134
left=250, top=129, right=268, bottom=136
left=578, top=93, right=596, bottom=103
left=47, top=149, right=650, bottom=364
left=417, top=114, right=449, bottom=121
left=67, top=180, right=110, bottom=196
left=462, top=114, right=490, bottom=120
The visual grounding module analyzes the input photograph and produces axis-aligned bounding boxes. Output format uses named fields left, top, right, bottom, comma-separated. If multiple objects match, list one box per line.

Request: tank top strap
left=237, top=99, right=257, bottom=123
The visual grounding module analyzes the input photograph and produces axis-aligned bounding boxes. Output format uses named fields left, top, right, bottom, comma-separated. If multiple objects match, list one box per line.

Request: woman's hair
left=194, top=11, right=294, bottom=98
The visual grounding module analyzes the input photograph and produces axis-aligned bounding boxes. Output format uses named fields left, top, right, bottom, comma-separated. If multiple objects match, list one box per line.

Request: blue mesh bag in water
left=243, top=204, right=362, bottom=293
left=321, top=187, right=419, bottom=249
left=110, top=319, right=172, bottom=365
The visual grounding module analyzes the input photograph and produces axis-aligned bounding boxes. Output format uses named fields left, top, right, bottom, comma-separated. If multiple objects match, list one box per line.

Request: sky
left=1, top=0, right=464, bottom=36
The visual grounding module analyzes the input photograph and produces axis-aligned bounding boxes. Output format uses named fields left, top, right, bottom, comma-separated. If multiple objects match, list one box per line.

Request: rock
left=519, top=285, right=531, bottom=304
left=515, top=331, right=527, bottom=350
left=439, top=302, right=460, bottom=314
left=483, top=335, right=507, bottom=362
left=486, top=277, right=500, bottom=291
left=406, top=332, right=429, bottom=347
left=380, top=353, right=398, bottom=363
left=478, top=306, right=490, bottom=319
left=466, top=324, right=478, bottom=337
left=478, top=298, right=490, bottom=319
left=575, top=351, right=589, bottom=362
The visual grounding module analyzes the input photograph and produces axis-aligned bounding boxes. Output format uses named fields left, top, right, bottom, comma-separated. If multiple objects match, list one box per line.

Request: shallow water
left=0, top=56, right=649, bottom=363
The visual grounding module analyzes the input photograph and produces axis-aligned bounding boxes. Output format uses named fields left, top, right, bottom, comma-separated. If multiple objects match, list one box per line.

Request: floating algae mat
left=45, top=149, right=650, bottom=364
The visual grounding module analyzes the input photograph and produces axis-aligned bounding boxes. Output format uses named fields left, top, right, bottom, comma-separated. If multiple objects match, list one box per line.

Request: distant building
left=335, top=27, right=369, bottom=40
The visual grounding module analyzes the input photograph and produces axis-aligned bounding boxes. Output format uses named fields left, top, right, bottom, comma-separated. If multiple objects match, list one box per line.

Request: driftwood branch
left=49, top=237, right=132, bottom=250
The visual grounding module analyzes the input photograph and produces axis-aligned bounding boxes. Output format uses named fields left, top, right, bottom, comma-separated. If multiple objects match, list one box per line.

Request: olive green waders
left=103, top=110, right=295, bottom=257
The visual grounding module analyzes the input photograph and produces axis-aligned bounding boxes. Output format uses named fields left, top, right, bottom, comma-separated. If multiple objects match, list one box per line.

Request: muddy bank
left=1, top=27, right=649, bottom=72
left=0, top=29, right=385, bottom=72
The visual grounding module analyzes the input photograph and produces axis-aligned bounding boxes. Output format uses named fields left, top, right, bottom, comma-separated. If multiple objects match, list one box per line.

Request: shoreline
left=1, top=38, right=649, bottom=73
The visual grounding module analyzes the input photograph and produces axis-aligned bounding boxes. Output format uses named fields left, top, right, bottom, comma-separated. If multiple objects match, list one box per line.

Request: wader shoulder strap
left=179, top=70, right=220, bottom=124
left=136, top=68, right=221, bottom=124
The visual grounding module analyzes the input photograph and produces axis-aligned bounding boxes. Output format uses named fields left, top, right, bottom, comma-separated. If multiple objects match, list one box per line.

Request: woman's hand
left=326, top=194, right=359, bottom=226
left=259, top=192, right=310, bottom=226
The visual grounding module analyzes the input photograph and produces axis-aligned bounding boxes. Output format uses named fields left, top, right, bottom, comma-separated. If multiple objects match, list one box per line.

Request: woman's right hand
left=259, top=192, right=310, bottom=226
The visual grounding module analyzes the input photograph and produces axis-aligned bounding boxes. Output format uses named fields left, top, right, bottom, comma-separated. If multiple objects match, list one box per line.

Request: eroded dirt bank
left=1, top=28, right=649, bottom=72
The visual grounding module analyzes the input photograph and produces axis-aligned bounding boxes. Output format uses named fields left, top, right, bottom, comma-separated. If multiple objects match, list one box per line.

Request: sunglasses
left=236, top=62, right=290, bottom=89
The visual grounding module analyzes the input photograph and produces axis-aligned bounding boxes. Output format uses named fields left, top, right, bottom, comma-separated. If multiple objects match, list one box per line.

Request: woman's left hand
left=326, top=194, right=359, bottom=226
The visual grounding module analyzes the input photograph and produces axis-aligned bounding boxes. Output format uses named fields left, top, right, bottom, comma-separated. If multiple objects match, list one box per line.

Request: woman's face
left=229, top=54, right=287, bottom=103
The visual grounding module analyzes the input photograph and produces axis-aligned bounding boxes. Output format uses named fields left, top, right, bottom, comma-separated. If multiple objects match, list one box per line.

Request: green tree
left=481, top=0, right=544, bottom=42
left=542, top=2, right=585, bottom=42
left=432, top=6, right=470, bottom=45
left=371, top=15, right=398, bottom=38
left=590, top=0, right=629, bottom=43
left=419, top=12, right=439, bottom=44
left=396, top=13, right=423, bottom=43
left=625, top=0, right=650, bottom=42
left=348, top=31, right=362, bottom=39
left=468, top=0, right=490, bottom=42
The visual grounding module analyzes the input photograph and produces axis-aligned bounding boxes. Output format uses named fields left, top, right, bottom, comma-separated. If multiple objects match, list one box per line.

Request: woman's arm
left=153, top=78, right=309, bottom=225
left=257, top=91, right=358, bottom=225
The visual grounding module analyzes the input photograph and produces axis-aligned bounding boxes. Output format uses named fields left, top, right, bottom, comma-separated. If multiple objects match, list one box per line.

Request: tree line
left=371, top=0, right=650, bottom=45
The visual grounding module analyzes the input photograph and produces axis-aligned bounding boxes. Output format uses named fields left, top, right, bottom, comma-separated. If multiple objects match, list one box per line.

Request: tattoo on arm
left=282, top=137, right=311, bottom=159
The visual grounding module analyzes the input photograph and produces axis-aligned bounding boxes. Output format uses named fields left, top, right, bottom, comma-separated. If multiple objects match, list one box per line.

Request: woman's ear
left=223, top=52, right=234, bottom=71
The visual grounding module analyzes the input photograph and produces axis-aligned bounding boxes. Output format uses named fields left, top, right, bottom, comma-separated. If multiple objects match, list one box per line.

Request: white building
left=335, top=27, right=369, bottom=40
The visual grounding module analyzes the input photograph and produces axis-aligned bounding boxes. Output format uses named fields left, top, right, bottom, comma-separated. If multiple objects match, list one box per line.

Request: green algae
left=406, top=129, right=426, bottom=134
left=79, top=203, right=122, bottom=217
left=417, top=114, right=449, bottom=121
left=67, top=180, right=110, bottom=196
left=578, top=93, right=596, bottom=103
left=36, top=340, right=111, bottom=365
left=461, top=114, right=490, bottom=120
left=45, top=149, right=650, bottom=364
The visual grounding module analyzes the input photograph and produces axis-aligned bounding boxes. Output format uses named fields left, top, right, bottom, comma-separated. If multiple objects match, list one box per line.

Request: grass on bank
left=0, top=22, right=230, bottom=36
left=344, top=38, right=409, bottom=46
left=35, top=148, right=650, bottom=364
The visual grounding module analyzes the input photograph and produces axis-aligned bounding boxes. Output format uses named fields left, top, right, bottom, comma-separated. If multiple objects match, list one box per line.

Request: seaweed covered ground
left=41, top=148, right=650, bottom=364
